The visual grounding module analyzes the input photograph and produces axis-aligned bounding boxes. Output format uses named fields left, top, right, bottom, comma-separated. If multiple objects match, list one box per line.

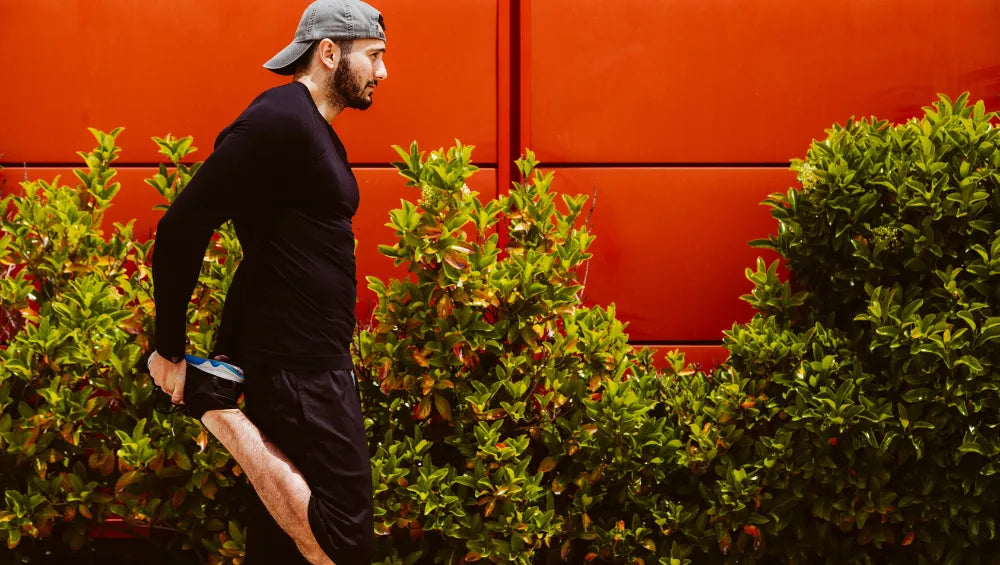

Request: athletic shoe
left=179, top=354, right=245, bottom=420
left=184, top=354, right=245, bottom=382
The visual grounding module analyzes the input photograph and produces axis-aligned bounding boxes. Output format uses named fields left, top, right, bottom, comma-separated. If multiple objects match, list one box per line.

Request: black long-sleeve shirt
left=153, top=81, right=359, bottom=370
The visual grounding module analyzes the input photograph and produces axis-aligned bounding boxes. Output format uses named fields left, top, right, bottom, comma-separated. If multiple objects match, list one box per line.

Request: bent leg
left=202, top=409, right=335, bottom=565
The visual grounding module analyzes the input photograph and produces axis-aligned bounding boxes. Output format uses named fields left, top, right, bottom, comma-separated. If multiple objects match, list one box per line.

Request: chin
left=352, top=98, right=374, bottom=111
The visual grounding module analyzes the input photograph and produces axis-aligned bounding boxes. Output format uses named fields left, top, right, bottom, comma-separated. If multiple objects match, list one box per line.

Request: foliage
left=7, top=93, right=997, bottom=565
left=673, top=93, right=1000, bottom=564
left=355, top=143, right=702, bottom=564
left=0, top=129, right=247, bottom=564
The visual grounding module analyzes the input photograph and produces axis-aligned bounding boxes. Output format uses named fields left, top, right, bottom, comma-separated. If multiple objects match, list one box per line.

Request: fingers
left=170, top=383, right=185, bottom=405
left=148, top=351, right=187, bottom=405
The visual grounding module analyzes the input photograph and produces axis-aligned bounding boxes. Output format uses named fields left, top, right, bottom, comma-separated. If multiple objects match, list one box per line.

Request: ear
left=316, top=38, right=340, bottom=71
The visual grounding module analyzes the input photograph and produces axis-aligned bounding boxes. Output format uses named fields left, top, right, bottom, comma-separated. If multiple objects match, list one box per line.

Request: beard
left=327, top=56, right=375, bottom=110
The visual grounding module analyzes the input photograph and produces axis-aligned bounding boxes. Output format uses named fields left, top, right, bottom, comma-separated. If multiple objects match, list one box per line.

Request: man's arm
left=150, top=111, right=288, bottom=398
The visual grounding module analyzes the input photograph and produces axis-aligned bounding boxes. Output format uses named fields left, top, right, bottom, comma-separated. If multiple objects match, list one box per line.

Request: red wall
left=3, top=0, right=1000, bottom=367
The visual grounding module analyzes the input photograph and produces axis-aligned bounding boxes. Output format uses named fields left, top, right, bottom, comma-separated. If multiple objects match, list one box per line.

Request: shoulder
left=244, top=83, right=316, bottom=133
left=215, top=83, right=314, bottom=150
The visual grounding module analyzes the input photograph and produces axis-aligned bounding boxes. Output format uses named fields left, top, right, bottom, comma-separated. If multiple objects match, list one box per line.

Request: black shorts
left=241, top=362, right=373, bottom=565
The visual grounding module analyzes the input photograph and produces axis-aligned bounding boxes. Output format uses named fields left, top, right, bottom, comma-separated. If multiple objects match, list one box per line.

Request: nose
left=375, top=59, right=388, bottom=80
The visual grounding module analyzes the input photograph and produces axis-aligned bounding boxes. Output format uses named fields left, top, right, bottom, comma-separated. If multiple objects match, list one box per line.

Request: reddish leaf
left=437, top=295, right=454, bottom=318
left=421, top=375, right=435, bottom=396
left=412, top=349, right=430, bottom=368
left=195, top=429, right=209, bottom=453
left=538, top=457, right=557, bottom=473
left=171, top=488, right=186, bottom=508
left=118, top=313, right=144, bottom=335
left=114, top=470, right=139, bottom=494
left=719, top=533, right=732, bottom=555
left=201, top=480, right=217, bottom=500
left=434, top=394, right=452, bottom=421
left=416, top=397, right=432, bottom=420
left=443, top=249, right=469, bottom=271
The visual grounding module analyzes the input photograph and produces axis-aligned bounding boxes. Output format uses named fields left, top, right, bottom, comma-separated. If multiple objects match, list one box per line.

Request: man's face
left=328, top=37, right=388, bottom=110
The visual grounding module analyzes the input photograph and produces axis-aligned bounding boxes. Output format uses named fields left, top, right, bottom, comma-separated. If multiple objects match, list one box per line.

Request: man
left=147, top=1, right=387, bottom=564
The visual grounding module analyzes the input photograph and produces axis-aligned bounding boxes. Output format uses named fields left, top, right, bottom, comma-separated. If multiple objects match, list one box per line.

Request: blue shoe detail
left=184, top=354, right=245, bottom=383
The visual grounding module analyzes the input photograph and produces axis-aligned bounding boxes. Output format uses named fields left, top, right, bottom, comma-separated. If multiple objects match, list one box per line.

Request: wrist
left=156, top=351, right=185, bottom=364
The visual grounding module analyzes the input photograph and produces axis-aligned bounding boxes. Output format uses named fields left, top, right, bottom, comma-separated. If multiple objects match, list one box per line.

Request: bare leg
left=201, top=408, right=335, bottom=565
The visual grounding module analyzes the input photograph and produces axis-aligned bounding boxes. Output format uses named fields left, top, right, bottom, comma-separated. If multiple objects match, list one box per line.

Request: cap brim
left=263, top=39, right=314, bottom=75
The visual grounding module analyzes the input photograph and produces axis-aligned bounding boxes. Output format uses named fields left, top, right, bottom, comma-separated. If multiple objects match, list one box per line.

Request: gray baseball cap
left=263, top=0, right=386, bottom=75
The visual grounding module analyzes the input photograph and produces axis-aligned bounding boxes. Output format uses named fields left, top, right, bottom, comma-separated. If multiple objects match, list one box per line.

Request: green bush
left=1, top=132, right=709, bottom=565
left=12, top=95, right=996, bottom=565
left=0, top=129, right=247, bottom=564
left=671, top=93, right=1000, bottom=564
left=355, top=144, right=707, bottom=564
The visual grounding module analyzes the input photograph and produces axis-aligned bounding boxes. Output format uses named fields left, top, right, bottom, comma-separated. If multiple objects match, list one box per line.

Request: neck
left=294, top=75, right=344, bottom=122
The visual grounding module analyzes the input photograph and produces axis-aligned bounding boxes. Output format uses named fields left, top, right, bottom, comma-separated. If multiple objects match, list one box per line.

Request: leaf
left=537, top=457, right=558, bottom=473
left=436, top=295, right=454, bottom=319
left=433, top=394, right=452, bottom=422
left=117, top=312, right=145, bottom=334
left=195, top=429, right=209, bottom=452
left=114, top=470, right=140, bottom=494
left=412, top=349, right=431, bottom=368
left=416, top=396, right=432, bottom=420
left=443, top=249, right=469, bottom=271
left=201, top=480, right=218, bottom=500
left=173, top=452, right=192, bottom=471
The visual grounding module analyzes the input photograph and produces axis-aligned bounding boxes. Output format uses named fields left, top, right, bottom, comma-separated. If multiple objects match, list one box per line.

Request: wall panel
left=547, top=167, right=791, bottom=342
left=0, top=0, right=497, bottom=165
left=523, top=0, right=1000, bottom=164
left=647, top=345, right=730, bottom=371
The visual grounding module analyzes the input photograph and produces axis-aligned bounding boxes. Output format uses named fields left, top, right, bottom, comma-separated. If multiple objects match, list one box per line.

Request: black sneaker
left=179, top=355, right=245, bottom=420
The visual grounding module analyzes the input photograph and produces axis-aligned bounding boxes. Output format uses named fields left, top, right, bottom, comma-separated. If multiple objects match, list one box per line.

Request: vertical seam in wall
left=496, top=0, right=511, bottom=200
left=508, top=0, right=522, bottom=192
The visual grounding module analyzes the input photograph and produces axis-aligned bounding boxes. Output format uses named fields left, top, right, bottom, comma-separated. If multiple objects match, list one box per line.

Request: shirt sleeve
left=151, top=109, right=292, bottom=360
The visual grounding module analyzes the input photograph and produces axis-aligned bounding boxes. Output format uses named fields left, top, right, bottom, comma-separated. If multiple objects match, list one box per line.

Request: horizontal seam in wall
left=2, top=161, right=787, bottom=169
left=1, top=162, right=500, bottom=169
left=541, top=162, right=791, bottom=169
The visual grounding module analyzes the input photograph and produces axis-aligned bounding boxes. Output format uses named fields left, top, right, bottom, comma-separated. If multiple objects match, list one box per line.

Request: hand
left=147, top=351, right=187, bottom=405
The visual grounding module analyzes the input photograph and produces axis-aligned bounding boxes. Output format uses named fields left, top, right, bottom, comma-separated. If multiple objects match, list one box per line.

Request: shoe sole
left=184, top=354, right=245, bottom=383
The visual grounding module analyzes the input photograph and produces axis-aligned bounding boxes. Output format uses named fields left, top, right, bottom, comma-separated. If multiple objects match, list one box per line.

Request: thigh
left=242, top=363, right=312, bottom=564
left=242, top=364, right=373, bottom=565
